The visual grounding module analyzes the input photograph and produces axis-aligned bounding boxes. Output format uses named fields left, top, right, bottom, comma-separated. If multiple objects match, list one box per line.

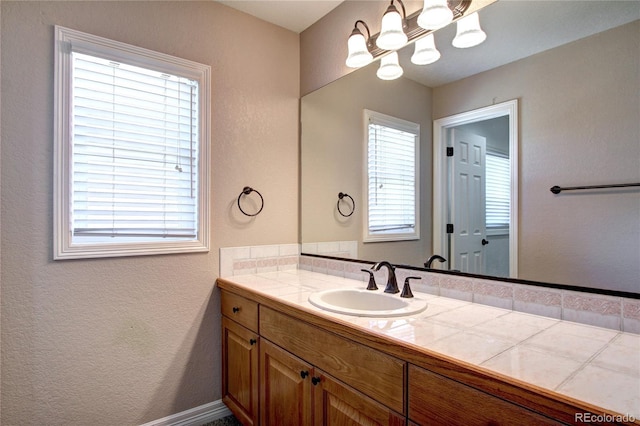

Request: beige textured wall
left=301, top=64, right=432, bottom=266
left=434, top=20, right=639, bottom=292
left=1, top=1, right=299, bottom=424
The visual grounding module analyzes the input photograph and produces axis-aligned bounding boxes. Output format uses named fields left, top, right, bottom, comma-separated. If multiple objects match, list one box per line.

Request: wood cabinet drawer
left=408, top=364, right=563, bottom=425
left=260, top=306, right=406, bottom=415
left=221, top=290, right=259, bottom=332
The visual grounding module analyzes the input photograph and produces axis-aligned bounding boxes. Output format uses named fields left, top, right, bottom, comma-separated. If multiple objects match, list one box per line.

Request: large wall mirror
left=301, top=0, right=640, bottom=295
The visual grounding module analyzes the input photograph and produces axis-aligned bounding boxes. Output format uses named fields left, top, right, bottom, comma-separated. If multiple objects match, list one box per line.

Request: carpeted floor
left=201, top=414, right=242, bottom=426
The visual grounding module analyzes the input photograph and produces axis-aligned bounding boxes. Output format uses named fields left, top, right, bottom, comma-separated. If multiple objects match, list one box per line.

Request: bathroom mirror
left=300, top=1, right=640, bottom=294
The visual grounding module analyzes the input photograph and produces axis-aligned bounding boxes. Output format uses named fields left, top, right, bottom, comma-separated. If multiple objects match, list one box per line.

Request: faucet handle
left=361, top=269, right=378, bottom=290
left=401, top=276, right=421, bottom=298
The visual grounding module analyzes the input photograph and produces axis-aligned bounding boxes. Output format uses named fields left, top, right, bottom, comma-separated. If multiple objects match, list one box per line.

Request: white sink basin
left=308, top=288, right=428, bottom=317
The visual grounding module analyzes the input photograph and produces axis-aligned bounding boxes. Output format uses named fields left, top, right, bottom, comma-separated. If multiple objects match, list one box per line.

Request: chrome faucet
left=424, top=255, right=446, bottom=269
left=372, top=261, right=399, bottom=294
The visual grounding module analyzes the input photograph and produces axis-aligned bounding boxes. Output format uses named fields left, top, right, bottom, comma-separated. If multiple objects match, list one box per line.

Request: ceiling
left=216, top=0, right=344, bottom=34
left=218, top=0, right=640, bottom=87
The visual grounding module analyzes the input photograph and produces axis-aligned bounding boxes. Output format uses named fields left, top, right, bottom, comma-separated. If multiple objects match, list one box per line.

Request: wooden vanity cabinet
left=260, top=338, right=405, bottom=426
left=408, top=364, right=563, bottom=426
left=219, top=284, right=615, bottom=426
left=221, top=292, right=260, bottom=426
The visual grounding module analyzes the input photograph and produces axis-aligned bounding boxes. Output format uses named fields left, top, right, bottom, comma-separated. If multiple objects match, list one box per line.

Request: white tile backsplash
left=219, top=243, right=301, bottom=277
left=279, top=243, right=300, bottom=257
left=300, top=240, right=358, bottom=259
left=250, top=244, right=280, bottom=259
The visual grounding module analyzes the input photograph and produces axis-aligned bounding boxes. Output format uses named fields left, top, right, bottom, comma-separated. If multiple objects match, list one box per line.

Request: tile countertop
left=219, top=269, right=640, bottom=420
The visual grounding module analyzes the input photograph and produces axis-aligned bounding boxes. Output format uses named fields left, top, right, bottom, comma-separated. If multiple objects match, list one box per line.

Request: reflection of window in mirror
left=364, top=110, right=420, bottom=243
left=485, top=151, right=510, bottom=236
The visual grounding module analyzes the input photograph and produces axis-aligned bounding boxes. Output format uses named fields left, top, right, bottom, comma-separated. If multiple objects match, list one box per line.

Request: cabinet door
left=313, top=370, right=405, bottom=426
left=261, top=339, right=314, bottom=426
left=409, top=364, right=562, bottom=425
left=222, top=317, right=259, bottom=426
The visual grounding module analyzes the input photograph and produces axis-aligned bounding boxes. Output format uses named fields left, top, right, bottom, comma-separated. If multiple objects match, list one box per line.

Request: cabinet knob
left=249, top=338, right=257, bottom=345
left=300, top=370, right=309, bottom=379
left=232, top=306, right=240, bottom=313
left=311, top=376, right=321, bottom=386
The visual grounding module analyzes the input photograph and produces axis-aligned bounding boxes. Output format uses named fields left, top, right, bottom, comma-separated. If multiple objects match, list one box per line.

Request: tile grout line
left=552, top=332, right=620, bottom=391
left=479, top=320, right=560, bottom=366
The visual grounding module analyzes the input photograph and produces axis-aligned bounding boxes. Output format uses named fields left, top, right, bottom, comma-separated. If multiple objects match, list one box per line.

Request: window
left=364, top=110, right=420, bottom=242
left=54, top=26, right=211, bottom=259
left=485, top=151, right=510, bottom=232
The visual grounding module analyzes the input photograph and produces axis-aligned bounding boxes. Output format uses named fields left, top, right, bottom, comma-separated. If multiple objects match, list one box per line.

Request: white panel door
left=450, top=129, right=486, bottom=274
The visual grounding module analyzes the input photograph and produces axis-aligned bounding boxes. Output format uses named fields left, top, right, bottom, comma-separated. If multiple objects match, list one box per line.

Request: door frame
left=433, top=99, right=519, bottom=278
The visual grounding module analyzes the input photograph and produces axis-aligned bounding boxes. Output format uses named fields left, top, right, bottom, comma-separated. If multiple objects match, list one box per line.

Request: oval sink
left=308, top=288, right=428, bottom=317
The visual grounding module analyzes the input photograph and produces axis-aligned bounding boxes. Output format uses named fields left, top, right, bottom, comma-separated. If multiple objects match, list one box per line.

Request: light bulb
left=452, top=12, right=487, bottom=48
left=346, top=30, right=373, bottom=68
left=411, top=34, right=441, bottom=65
left=376, top=6, right=407, bottom=51
left=377, top=52, right=403, bottom=80
left=417, top=0, right=453, bottom=30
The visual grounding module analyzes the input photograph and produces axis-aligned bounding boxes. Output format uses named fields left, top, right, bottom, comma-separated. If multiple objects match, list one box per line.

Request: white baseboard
left=140, top=400, right=233, bottom=426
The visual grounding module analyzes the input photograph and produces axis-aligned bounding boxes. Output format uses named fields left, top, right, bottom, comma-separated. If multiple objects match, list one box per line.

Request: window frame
left=363, top=109, right=420, bottom=243
left=53, top=26, right=211, bottom=260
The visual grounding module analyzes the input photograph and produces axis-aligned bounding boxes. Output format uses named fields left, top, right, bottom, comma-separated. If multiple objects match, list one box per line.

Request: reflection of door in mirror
left=433, top=100, right=518, bottom=278
left=449, top=128, right=487, bottom=275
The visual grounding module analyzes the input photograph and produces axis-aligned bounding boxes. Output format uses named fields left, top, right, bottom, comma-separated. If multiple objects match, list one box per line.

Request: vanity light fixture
left=346, top=20, right=374, bottom=68
left=411, top=33, right=441, bottom=65
left=376, top=0, right=408, bottom=51
left=376, top=51, right=404, bottom=80
left=417, top=0, right=453, bottom=30
left=344, top=0, right=485, bottom=80
left=452, top=12, right=487, bottom=48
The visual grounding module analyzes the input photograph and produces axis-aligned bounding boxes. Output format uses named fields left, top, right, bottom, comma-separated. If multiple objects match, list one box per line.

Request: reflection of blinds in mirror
left=367, top=118, right=417, bottom=236
left=485, top=152, right=510, bottom=229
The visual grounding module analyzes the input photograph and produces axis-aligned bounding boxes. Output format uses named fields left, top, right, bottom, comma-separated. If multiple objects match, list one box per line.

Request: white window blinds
left=71, top=52, right=199, bottom=240
left=486, top=152, right=510, bottom=229
left=365, top=111, right=419, bottom=241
